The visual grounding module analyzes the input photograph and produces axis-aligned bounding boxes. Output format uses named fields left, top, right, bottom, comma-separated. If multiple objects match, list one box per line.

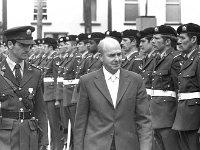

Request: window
left=83, top=0, right=97, bottom=22
left=124, top=0, right=139, bottom=24
left=33, top=0, right=48, bottom=21
left=166, top=0, right=181, bottom=24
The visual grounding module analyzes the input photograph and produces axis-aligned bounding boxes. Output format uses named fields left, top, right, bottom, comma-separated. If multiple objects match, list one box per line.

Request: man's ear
left=7, top=41, right=14, bottom=49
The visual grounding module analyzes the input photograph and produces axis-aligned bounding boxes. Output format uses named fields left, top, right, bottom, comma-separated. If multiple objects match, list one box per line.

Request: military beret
left=177, top=23, right=200, bottom=35
left=34, top=38, right=43, bottom=45
left=153, top=25, right=177, bottom=37
left=58, top=37, right=67, bottom=43
left=65, top=35, right=77, bottom=41
left=3, top=26, right=35, bottom=45
left=76, top=33, right=88, bottom=42
left=44, top=37, right=57, bottom=46
left=105, top=30, right=122, bottom=43
left=139, top=27, right=154, bottom=39
left=88, top=32, right=105, bottom=40
left=121, top=29, right=140, bottom=39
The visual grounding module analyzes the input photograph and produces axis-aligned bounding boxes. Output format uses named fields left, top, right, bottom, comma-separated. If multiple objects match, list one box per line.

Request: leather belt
left=63, top=79, right=79, bottom=85
left=1, top=110, right=33, bottom=120
left=178, top=92, right=200, bottom=101
left=146, top=89, right=176, bottom=98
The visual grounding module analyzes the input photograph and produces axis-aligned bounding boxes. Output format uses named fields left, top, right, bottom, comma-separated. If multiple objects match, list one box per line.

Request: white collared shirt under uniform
left=103, top=66, right=120, bottom=108
left=6, top=57, right=24, bottom=78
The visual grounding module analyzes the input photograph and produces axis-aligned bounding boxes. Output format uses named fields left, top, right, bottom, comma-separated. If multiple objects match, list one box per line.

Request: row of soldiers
left=2, top=22, right=199, bottom=150
left=25, top=29, right=145, bottom=150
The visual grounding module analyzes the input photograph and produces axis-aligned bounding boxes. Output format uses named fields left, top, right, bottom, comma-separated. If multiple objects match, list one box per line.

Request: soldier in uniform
left=0, top=26, right=48, bottom=150
left=150, top=25, right=183, bottom=150
left=139, top=27, right=159, bottom=150
left=84, top=32, right=105, bottom=73
left=62, top=35, right=81, bottom=150
left=40, top=37, right=64, bottom=150
left=172, top=23, right=200, bottom=150
left=120, top=29, right=142, bottom=74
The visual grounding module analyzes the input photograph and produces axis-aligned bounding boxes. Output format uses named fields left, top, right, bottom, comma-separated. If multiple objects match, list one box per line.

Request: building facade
left=0, top=0, right=200, bottom=40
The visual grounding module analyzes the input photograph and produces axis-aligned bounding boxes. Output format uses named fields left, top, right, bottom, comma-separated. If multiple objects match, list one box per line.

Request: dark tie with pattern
left=15, top=63, right=22, bottom=85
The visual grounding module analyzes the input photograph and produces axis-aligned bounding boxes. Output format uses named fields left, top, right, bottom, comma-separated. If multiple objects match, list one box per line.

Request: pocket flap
left=154, top=70, right=169, bottom=75
left=182, top=71, right=196, bottom=77
left=0, top=118, right=14, bottom=129
left=187, top=99, right=200, bottom=106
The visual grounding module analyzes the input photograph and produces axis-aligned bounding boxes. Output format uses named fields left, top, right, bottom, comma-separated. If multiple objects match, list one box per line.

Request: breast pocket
left=182, top=71, right=196, bottom=85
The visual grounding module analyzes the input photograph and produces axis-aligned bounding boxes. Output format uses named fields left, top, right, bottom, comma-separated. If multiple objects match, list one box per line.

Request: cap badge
left=76, top=37, right=79, bottom=42
left=106, top=31, right=110, bottom=36
left=88, top=35, right=91, bottom=38
left=66, top=37, right=69, bottom=40
left=154, top=27, right=159, bottom=32
left=26, top=29, right=32, bottom=35
left=182, top=26, right=187, bottom=32
left=60, top=38, right=63, bottom=42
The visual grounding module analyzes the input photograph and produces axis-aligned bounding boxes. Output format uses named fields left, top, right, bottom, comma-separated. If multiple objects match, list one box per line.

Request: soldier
left=0, top=26, right=48, bottom=150
left=150, top=25, right=183, bottom=150
left=121, top=29, right=142, bottom=74
left=139, top=27, right=159, bottom=150
left=172, top=23, right=200, bottom=150
left=62, top=35, right=81, bottom=150
left=41, top=37, right=64, bottom=150
left=84, top=32, right=105, bottom=73
left=55, top=36, right=71, bottom=148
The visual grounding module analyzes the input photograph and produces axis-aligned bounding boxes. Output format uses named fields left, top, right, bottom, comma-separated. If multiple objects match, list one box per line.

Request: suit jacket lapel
left=94, top=68, right=113, bottom=106
left=1, top=60, right=19, bottom=86
left=20, top=62, right=32, bottom=87
left=116, top=69, right=130, bottom=106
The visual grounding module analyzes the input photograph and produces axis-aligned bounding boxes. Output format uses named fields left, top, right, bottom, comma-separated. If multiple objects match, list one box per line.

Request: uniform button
left=19, top=97, right=22, bottom=101
left=196, top=102, right=198, bottom=104
left=163, top=100, right=166, bottom=102
left=19, top=88, right=21, bottom=90
left=153, top=71, right=156, bottom=73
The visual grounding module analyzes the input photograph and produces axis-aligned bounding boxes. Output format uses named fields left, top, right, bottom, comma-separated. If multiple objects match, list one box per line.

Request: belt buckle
left=19, top=108, right=24, bottom=122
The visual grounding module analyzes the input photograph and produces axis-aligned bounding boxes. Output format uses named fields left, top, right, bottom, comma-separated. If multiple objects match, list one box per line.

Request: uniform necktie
left=155, top=54, right=161, bottom=65
left=15, top=63, right=22, bottom=85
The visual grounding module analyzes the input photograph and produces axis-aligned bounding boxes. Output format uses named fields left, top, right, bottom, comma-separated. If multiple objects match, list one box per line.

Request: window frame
left=124, top=0, right=139, bottom=25
left=166, top=0, right=181, bottom=24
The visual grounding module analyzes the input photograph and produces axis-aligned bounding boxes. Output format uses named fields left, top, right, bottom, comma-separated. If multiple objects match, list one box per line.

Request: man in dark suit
left=74, top=37, right=152, bottom=150
left=0, top=26, right=48, bottom=150
left=173, top=23, right=200, bottom=150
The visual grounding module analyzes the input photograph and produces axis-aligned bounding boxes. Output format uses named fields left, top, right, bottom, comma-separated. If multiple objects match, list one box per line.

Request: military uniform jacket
left=84, top=53, right=102, bottom=74
left=121, top=52, right=143, bottom=74
left=173, top=49, right=200, bottom=131
left=141, top=54, right=156, bottom=89
left=0, top=60, right=48, bottom=150
left=42, top=51, right=59, bottom=101
left=150, top=48, right=183, bottom=128
left=63, top=50, right=82, bottom=107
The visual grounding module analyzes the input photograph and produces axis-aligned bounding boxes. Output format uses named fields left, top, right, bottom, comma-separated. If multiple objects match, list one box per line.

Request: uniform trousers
left=46, top=101, right=64, bottom=150
left=178, top=130, right=200, bottom=150
left=154, top=127, right=181, bottom=150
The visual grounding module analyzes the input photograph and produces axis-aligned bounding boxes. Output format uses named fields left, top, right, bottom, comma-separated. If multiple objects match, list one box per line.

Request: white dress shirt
left=6, top=57, right=24, bottom=78
left=103, top=66, right=120, bottom=108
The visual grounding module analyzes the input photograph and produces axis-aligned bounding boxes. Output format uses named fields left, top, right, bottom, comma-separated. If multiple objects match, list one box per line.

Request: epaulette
left=30, top=64, right=42, bottom=71
left=171, top=51, right=182, bottom=59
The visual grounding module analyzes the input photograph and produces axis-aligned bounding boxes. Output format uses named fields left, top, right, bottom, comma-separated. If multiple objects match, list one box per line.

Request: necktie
left=155, top=54, right=161, bottom=65
left=15, top=64, right=22, bottom=85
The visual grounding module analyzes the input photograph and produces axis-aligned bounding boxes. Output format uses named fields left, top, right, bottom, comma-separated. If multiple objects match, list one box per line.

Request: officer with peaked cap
left=172, top=23, right=200, bottom=150
left=150, top=25, right=183, bottom=150
left=1, top=26, right=48, bottom=150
